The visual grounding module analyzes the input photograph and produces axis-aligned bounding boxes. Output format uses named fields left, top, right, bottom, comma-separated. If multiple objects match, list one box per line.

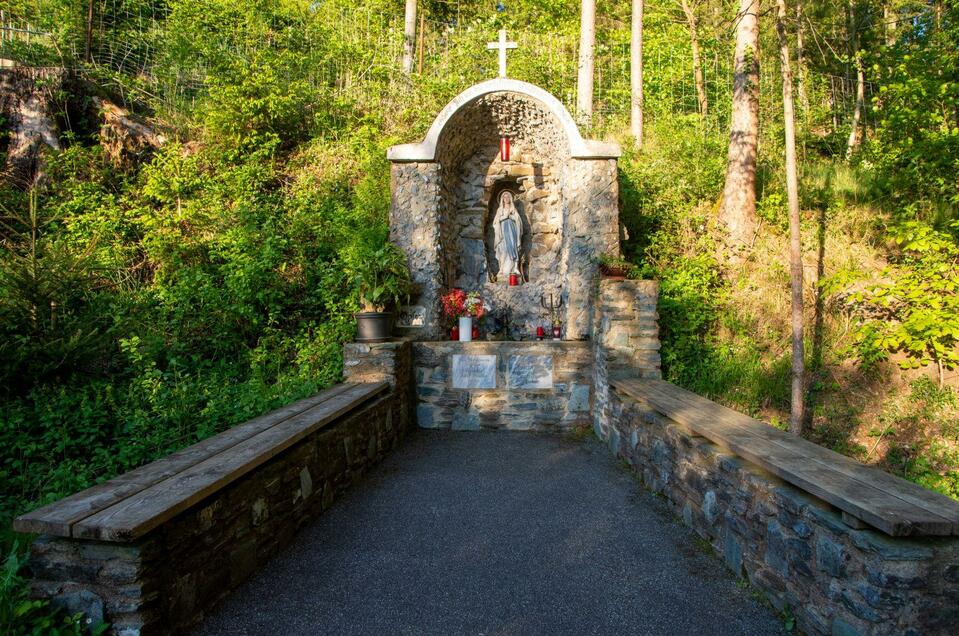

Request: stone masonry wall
left=562, top=159, right=620, bottom=340
left=27, top=343, right=414, bottom=635
left=390, top=90, right=620, bottom=340
left=592, top=279, right=661, bottom=441
left=413, top=340, right=592, bottom=431
left=390, top=162, right=444, bottom=339
left=602, top=389, right=959, bottom=636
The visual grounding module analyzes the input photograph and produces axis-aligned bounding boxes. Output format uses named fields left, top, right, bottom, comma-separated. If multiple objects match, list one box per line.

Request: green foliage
left=1, top=543, right=107, bottom=635
left=340, top=240, right=412, bottom=312
left=865, top=4, right=959, bottom=207
left=849, top=219, right=959, bottom=374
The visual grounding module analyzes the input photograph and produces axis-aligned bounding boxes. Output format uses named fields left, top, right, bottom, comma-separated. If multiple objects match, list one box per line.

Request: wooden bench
left=611, top=378, right=959, bottom=537
left=14, top=381, right=389, bottom=542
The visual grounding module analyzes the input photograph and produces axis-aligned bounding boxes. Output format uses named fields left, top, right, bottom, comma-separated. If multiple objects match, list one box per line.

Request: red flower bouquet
left=441, top=289, right=486, bottom=319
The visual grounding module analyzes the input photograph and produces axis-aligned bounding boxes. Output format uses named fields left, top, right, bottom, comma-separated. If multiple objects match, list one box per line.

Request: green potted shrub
left=597, top=252, right=634, bottom=280
left=342, top=242, right=412, bottom=342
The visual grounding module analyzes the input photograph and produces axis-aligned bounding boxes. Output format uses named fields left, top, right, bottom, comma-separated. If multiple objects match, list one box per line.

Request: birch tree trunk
left=776, top=0, right=805, bottom=435
left=719, top=0, right=760, bottom=253
left=577, top=0, right=597, bottom=124
left=680, top=0, right=708, bottom=118
left=402, top=0, right=417, bottom=75
left=631, top=0, right=644, bottom=146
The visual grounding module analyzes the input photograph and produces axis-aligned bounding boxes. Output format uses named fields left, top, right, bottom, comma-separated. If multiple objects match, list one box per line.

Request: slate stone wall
left=412, top=340, right=592, bottom=431
left=25, top=343, right=414, bottom=635
left=602, top=389, right=959, bottom=636
left=389, top=90, right=619, bottom=340
left=592, top=279, right=662, bottom=442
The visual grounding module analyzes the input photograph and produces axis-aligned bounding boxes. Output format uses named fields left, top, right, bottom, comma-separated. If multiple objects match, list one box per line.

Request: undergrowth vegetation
left=0, top=0, right=957, bottom=630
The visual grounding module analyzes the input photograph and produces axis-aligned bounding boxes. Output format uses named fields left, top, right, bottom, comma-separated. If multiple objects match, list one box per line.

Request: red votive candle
left=536, top=326, right=545, bottom=340
left=509, top=273, right=519, bottom=286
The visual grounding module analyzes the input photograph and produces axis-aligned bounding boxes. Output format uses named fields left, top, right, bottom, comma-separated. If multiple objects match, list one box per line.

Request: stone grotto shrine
left=378, top=76, right=663, bottom=431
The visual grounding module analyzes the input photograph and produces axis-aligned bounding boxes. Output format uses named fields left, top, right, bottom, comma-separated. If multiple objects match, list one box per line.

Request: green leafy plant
left=597, top=252, right=637, bottom=278
left=847, top=219, right=959, bottom=385
left=340, top=242, right=412, bottom=313
left=1, top=543, right=108, bottom=635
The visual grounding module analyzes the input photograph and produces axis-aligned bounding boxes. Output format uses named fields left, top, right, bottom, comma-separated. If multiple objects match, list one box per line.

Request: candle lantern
left=500, top=137, right=511, bottom=162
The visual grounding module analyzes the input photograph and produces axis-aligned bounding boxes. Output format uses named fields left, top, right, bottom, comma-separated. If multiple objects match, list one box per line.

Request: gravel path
left=194, top=430, right=784, bottom=636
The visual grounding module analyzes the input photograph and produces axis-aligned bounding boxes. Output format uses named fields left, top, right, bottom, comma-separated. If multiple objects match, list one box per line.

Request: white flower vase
left=458, top=316, right=473, bottom=342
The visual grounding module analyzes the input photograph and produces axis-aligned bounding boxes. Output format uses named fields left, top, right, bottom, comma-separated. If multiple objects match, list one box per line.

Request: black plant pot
left=355, top=312, right=393, bottom=342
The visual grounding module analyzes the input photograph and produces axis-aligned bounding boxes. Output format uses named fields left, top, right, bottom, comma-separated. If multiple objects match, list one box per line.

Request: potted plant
left=342, top=243, right=412, bottom=342
left=598, top=253, right=634, bottom=280
left=441, top=289, right=486, bottom=342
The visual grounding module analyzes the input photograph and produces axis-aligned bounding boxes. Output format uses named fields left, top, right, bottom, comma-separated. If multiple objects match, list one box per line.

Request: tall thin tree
left=577, top=0, right=597, bottom=124
left=402, top=0, right=417, bottom=75
left=776, top=0, right=805, bottom=435
left=845, top=2, right=865, bottom=159
left=719, top=0, right=760, bottom=253
left=631, top=0, right=645, bottom=146
left=679, top=0, right=708, bottom=118
left=796, top=0, right=810, bottom=119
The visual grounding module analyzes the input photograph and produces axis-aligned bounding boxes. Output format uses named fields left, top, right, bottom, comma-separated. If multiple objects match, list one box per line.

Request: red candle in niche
left=508, top=273, right=519, bottom=286
left=472, top=325, right=480, bottom=339
left=552, top=326, right=561, bottom=340
left=536, top=326, right=545, bottom=340
left=450, top=326, right=459, bottom=341
left=500, top=137, right=511, bottom=162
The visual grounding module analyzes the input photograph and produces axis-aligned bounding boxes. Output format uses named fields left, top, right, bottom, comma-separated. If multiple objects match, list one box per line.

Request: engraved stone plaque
left=508, top=355, right=554, bottom=390
left=451, top=354, right=497, bottom=389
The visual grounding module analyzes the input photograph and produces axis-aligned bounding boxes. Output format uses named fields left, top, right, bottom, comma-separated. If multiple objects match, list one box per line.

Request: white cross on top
left=486, top=29, right=517, bottom=78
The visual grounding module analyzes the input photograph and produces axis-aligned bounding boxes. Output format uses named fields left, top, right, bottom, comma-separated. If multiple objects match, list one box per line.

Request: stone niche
left=388, top=79, right=621, bottom=340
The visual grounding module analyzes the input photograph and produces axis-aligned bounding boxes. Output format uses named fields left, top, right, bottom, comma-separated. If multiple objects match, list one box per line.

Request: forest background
left=0, top=0, right=957, bottom=630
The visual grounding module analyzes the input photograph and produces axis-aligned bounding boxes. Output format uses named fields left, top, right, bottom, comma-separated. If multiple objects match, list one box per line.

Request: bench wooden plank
left=612, top=378, right=959, bottom=536
left=632, top=379, right=959, bottom=529
left=13, top=383, right=357, bottom=537
left=72, top=381, right=389, bottom=541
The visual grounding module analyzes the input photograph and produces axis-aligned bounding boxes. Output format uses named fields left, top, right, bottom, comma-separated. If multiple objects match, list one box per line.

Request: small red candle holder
left=536, top=326, right=545, bottom=341
left=472, top=325, right=480, bottom=340
left=508, top=273, right=519, bottom=286
left=552, top=326, right=561, bottom=340
left=500, top=137, right=511, bottom=162
left=450, top=326, right=459, bottom=341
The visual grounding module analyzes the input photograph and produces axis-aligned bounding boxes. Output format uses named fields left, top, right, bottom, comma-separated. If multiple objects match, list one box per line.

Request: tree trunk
left=85, top=0, right=94, bottom=63
left=631, top=0, right=644, bottom=146
left=845, top=51, right=865, bottom=159
left=883, top=3, right=896, bottom=46
left=680, top=0, right=708, bottom=117
left=577, top=0, right=596, bottom=124
left=417, top=12, right=425, bottom=74
left=776, top=0, right=805, bottom=436
left=0, top=68, right=62, bottom=188
left=401, top=0, right=417, bottom=74
left=719, top=0, right=760, bottom=253
left=796, top=0, right=809, bottom=119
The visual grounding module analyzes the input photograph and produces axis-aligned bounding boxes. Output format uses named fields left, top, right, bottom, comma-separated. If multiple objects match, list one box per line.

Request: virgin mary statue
left=492, top=190, right=523, bottom=281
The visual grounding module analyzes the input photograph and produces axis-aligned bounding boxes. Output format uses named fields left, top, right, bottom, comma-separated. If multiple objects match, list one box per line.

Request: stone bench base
left=601, top=389, right=959, bottom=636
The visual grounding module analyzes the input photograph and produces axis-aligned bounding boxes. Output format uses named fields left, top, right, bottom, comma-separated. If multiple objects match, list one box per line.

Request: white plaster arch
left=386, top=78, right=620, bottom=162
